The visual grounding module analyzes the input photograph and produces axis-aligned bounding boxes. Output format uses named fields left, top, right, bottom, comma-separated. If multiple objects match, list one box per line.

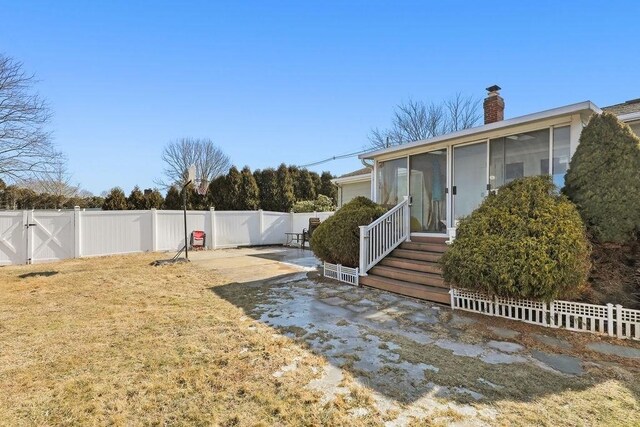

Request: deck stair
left=360, top=236, right=450, bottom=304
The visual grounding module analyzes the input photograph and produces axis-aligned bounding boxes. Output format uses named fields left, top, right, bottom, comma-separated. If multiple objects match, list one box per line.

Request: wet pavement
left=200, top=246, right=640, bottom=426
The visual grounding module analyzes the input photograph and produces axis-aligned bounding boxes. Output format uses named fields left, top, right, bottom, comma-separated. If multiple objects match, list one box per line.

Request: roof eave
left=359, top=101, right=601, bottom=160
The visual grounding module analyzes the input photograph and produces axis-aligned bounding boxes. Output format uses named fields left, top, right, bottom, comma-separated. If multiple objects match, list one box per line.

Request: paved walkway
left=193, top=246, right=640, bottom=426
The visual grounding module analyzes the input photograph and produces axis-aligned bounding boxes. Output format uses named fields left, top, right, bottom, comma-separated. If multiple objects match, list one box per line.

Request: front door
left=409, top=149, right=447, bottom=233
left=453, top=142, right=487, bottom=221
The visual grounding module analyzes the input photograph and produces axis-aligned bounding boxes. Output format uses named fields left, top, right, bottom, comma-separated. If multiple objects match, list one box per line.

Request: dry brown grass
left=2, top=253, right=639, bottom=426
left=0, top=254, right=379, bottom=426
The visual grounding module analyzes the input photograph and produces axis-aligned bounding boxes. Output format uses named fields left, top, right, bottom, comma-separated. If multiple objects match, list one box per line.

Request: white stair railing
left=358, top=196, right=410, bottom=276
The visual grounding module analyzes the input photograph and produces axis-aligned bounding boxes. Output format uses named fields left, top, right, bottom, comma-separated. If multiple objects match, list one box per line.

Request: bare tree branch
left=0, top=53, right=60, bottom=182
left=19, top=155, right=80, bottom=208
left=157, top=138, right=231, bottom=189
left=368, top=94, right=481, bottom=150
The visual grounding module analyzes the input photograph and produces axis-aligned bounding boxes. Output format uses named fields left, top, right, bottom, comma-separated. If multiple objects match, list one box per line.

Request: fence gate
left=26, top=211, right=75, bottom=264
left=0, top=211, right=27, bottom=265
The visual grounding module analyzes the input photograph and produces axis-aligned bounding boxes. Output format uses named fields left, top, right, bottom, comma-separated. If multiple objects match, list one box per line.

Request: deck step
left=400, top=241, right=448, bottom=253
left=410, top=236, right=448, bottom=244
left=391, top=248, right=442, bottom=263
left=360, top=275, right=450, bottom=305
left=379, top=257, right=441, bottom=274
left=369, top=265, right=446, bottom=288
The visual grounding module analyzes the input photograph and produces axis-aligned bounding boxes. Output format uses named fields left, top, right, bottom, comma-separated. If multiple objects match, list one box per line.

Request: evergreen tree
left=564, top=112, right=640, bottom=243
left=310, top=171, right=321, bottom=198
left=275, top=163, right=295, bottom=212
left=257, top=168, right=279, bottom=211
left=208, top=175, right=227, bottom=209
left=239, top=166, right=260, bottom=210
left=319, top=171, right=337, bottom=204
left=127, top=186, right=146, bottom=210
left=297, top=169, right=316, bottom=201
left=226, top=166, right=242, bottom=210
left=102, top=187, right=128, bottom=210
left=164, top=186, right=182, bottom=210
left=144, top=189, right=164, bottom=209
left=288, top=165, right=301, bottom=199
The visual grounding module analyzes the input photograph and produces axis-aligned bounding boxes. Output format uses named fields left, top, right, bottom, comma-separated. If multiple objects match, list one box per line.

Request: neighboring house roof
left=359, top=101, right=601, bottom=160
left=602, top=98, right=640, bottom=116
left=332, top=167, right=372, bottom=185
left=338, top=167, right=371, bottom=178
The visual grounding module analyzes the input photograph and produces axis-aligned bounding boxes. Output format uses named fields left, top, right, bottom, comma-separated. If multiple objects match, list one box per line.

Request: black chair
left=302, top=217, right=321, bottom=248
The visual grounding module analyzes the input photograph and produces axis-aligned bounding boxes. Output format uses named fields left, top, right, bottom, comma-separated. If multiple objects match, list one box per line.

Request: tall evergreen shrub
left=564, top=112, right=640, bottom=243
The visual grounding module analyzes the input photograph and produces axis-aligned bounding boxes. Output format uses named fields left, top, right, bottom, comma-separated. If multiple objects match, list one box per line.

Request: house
left=352, top=86, right=640, bottom=303
left=331, top=167, right=372, bottom=208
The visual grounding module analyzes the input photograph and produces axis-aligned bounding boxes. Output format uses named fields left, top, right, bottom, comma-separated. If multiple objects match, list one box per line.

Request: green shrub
left=311, top=197, right=386, bottom=267
left=564, top=112, right=640, bottom=244
left=441, top=176, right=591, bottom=301
left=292, top=194, right=336, bottom=213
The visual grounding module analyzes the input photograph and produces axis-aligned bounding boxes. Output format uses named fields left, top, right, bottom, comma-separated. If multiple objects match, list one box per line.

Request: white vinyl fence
left=0, top=208, right=333, bottom=265
left=451, top=288, right=640, bottom=341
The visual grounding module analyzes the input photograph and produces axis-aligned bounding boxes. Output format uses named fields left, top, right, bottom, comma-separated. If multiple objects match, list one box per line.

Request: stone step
left=379, top=256, right=442, bottom=275
left=391, top=248, right=442, bottom=263
left=400, top=241, right=448, bottom=253
left=360, top=275, right=450, bottom=305
left=369, top=265, right=446, bottom=288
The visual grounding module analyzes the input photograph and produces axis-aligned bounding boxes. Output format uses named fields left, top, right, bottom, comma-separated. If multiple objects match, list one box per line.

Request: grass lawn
left=0, top=253, right=639, bottom=426
left=0, top=254, right=335, bottom=426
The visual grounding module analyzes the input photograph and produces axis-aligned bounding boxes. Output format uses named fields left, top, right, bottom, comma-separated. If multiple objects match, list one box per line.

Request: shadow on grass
left=19, top=271, right=59, bottom=279
left=211, top=271, right=640, bottom=408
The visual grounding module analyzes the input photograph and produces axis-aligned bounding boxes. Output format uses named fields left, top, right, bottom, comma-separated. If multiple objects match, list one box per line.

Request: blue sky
left=1, top=1, right=638, bottom=195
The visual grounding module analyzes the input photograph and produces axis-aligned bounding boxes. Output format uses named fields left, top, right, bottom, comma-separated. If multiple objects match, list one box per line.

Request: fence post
left=289, top=210, right=295, bottom=233
left=549, top=301, right=556, bottom=328
left=150, top=208, right=158, bottom=251
left=73, top=206, right=81, bottom=258
left=358, top=225, right=367, bottom=276
left=258, top=209, right=264, bottom=244
left=615, top=304, right=623, bottom=338
left=209, top=207, right=216, bottom=249
left=607, top=303, right=614, bottom=336
left=337, top=264, right=342, bottom=281
left=449, top=289, right=455, bottom=309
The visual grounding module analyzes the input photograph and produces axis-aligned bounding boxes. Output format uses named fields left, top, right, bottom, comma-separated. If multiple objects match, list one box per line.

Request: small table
left=285, top=232, right=306, bottom=247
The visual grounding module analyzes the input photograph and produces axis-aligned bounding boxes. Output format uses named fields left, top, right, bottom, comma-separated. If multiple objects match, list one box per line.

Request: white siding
left=338, top=180, right=371, bottom=207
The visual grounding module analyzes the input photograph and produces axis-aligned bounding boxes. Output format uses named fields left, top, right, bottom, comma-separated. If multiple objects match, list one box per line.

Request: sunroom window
left=552, top=126, right=571, bottom=188
left=376, top=157, right=408, bottom=206
left=489, top=126, right=571, bottom=190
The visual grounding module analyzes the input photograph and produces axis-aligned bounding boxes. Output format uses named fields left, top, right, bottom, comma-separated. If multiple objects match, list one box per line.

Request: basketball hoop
left=195, top=178, right=209, bottom=196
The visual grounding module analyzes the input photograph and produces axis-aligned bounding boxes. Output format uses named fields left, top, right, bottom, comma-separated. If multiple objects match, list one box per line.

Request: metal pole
left=183, top=182, right=189, bottom=260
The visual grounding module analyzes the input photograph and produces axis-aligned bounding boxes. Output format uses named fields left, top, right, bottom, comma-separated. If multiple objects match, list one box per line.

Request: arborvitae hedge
left=311, top=197, right=386, bottom=267
left=441, top=176, right=591, bottom=301
left=564, top=112, right=640, bottom=244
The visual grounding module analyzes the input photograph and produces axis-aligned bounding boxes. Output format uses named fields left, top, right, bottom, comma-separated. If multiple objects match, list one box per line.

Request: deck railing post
left=359, top=225, right=367, bottom=276
left=403, top=196, right=410, bottom=242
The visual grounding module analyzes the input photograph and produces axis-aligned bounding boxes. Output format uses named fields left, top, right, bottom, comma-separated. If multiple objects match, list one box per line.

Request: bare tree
left=21, top=156, right=80, bottom=208
left=0, top=54, right=61, bottom=181
left=158, top=138, right=231, bottom=188
left=368, top=93, right=481, bottom=150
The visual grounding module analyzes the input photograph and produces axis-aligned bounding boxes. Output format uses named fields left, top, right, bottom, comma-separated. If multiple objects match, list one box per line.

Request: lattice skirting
left=323, top=262, right=359, bottom=286
left=451, top=288, right=639, bottom=341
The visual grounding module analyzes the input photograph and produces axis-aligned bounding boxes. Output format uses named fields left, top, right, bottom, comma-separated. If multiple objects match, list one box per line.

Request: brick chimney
left=483, top=85, right=504, bottom=124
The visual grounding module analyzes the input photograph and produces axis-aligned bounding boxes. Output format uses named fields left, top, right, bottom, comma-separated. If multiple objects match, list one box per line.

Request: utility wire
left=298, top=148, right=370, bottom=168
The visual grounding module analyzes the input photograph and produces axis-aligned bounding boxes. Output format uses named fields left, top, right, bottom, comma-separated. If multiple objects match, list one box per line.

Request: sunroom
left=359, top=99, right=600, bottom=238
